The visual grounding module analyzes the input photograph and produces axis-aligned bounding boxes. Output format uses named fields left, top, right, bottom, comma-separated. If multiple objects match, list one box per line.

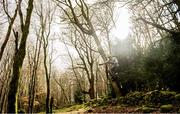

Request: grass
left=53, top=104, right=88, bottom=113
left=38, top=104, right=86, bottom=113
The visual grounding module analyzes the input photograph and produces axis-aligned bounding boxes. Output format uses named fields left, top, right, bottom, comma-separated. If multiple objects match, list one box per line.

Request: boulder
left=160, top=104, right=173, bottom=112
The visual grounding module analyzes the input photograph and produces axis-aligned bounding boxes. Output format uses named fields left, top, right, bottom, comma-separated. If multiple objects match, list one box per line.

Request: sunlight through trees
left=0, top=0, right=179, bottom=113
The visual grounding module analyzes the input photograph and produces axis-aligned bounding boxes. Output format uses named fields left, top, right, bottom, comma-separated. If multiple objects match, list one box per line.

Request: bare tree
left=0, top=52, right=13, bottom=113
left=54, top=0, right=121, bottom=97
left=35, top=0, right=55, bottom=112
left=0, top=0, right=18, bottom=61
left=7, top=0, right=34, bottom=112
left=27, top=28, right=42, bottom=113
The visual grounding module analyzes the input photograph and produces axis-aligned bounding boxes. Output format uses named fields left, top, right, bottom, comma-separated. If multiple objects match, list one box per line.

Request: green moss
left=160, top=104, right=173, bottom=112
left=160, top=91, right=176, bottom=96
left=175, top=94, right=180, bottom=101
left=84, top=97, right=110, bottom=107
left=141, top=107, right=156, bottom=113
left=143, top=90, right=176, bottom=106
left=144, top=90, right=161, bottom=106
left=160, top=91, right=176, bottom=105
left=124, top=91, right=144, bottom=106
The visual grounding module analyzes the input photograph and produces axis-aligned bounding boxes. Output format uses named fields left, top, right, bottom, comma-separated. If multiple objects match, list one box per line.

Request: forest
left=0, top=0, right=180, bottom=113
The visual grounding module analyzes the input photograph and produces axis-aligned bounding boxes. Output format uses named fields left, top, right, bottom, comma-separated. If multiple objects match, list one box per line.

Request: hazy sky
left=111, top=6, right=131, bottom=40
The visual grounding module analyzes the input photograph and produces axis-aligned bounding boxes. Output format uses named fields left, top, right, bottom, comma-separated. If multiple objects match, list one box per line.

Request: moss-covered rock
left=160, top=91, right=176, bottom=96
left=117, top=90, right=176, bottom=106
left=85, top=90, right=177, bottom=109
left=175, top=93, right=180, bottom=103
left=143, top=90, right=176, bottom=106
left=144, top=90, right=161, bottom=106
left=160, top=91, right=176, bottom=105
left=141, top=107, right=156, bottom=113
left=84, top=97, right=109, bottom=107
left=160, top=104, right=173, bottom=112
left=124, top=91, right=144, bottom=106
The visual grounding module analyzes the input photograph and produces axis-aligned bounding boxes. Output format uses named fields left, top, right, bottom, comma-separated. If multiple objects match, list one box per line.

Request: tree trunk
left=44, top=53, right=50, bottom=113
left=7, top=59, right=21, bottom=113
left=89, top=80, right=95, bottom=99
left=28, top=36, right=41, bottom=113
left=43, top=41, right=50, bottom=113
left=7, top=0, right=34, bottom=112
left=28, top=73, right=37, bottom=113
left=111, top=81, right=121, bottom=97
left=92, top=32, right=121, bottom=98
left=50, top=97, right=54, bottom=113
left=46, top=80, right=50, bottom=113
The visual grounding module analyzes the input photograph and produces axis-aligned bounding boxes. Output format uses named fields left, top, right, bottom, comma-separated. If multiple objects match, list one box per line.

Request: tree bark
left=43, top=41, right=50, bottom=113
left=28, top=37, right=41, bottom=113
left=89, top=80, right=95, bottom=99
left=7, top=0, right=34, bottom=113
left=50, top=97, right=54, bottom=113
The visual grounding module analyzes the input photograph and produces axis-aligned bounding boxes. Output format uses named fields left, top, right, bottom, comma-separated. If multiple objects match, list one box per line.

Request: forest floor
left=50, top=90, right=180, bottom=113
left=53, top=104, right=160, bottom=113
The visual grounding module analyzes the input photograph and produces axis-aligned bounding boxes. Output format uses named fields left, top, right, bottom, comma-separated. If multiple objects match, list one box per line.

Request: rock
left=137, top=106, right=156, bottom=113
left=175, top=94, right=180, bottom=103
left=124, top=91, right=144, bottom=106
left=160, top=104, right=173, bottom=112
left=144, top=90, right=176, bottom=106
left=142, top=107, right=156, bottom=113
left=160, top=91, right=176, bottom=105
